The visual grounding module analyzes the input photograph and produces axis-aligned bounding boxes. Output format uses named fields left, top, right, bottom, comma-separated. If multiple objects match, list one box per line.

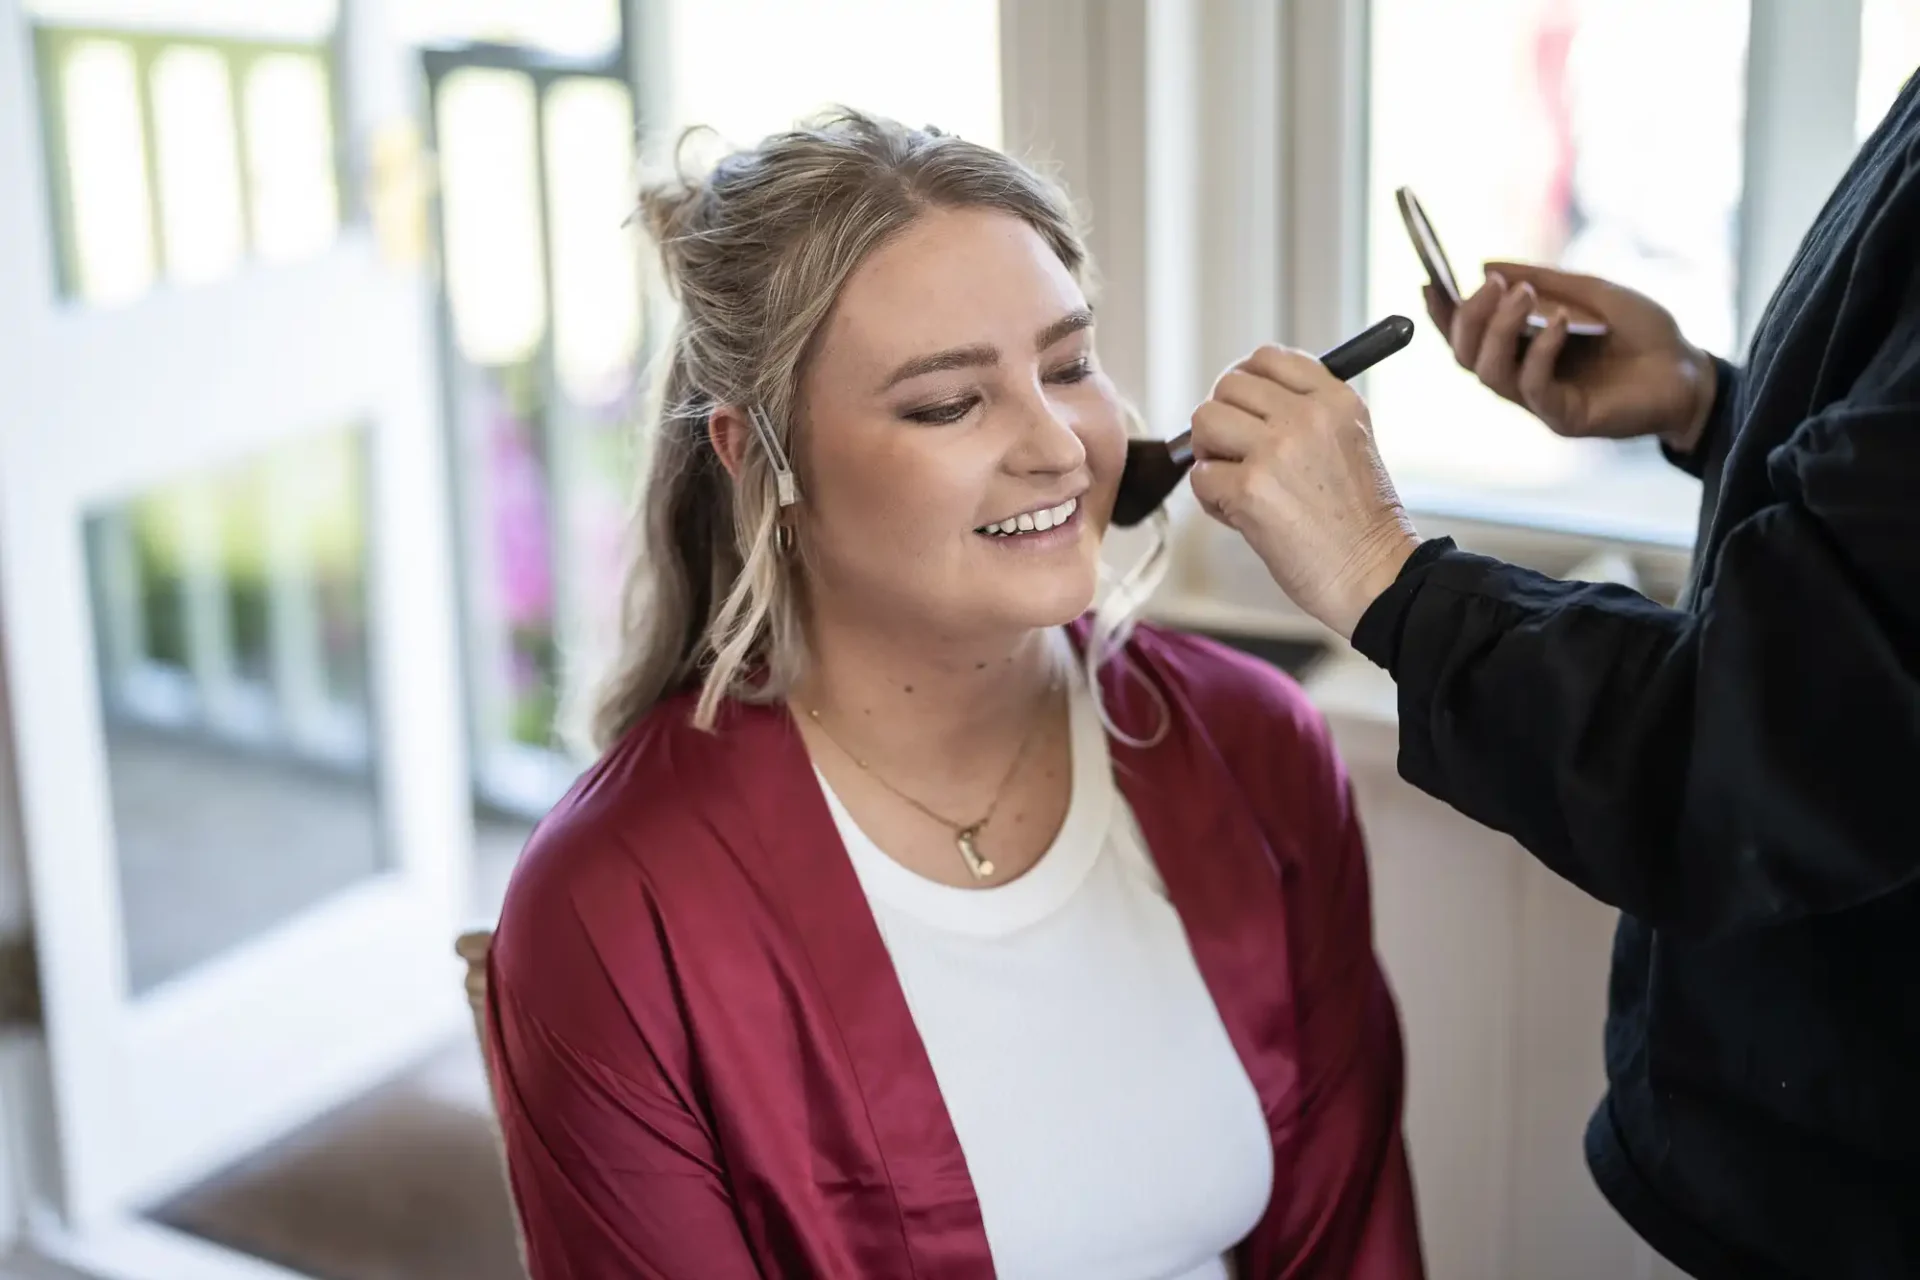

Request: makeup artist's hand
left=1427, top=263, right=1719, bottom=454
left=1188, top=345, right=1419, bottom=640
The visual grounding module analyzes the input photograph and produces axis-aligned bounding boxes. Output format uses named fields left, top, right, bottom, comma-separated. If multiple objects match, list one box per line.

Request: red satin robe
left=484, top=621, right=1426, bottom=1278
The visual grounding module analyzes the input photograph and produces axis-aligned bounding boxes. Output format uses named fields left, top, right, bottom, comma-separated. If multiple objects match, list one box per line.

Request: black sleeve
left=1660, top=355, right=1740, bottom=481
left=1350, top=303, right=1920, bottom=942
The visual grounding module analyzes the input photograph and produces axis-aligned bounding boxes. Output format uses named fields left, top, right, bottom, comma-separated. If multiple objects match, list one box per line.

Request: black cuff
left=1350, top=536, right=1457, bottom=674
left=1659, top=355, right=1737, bottom=479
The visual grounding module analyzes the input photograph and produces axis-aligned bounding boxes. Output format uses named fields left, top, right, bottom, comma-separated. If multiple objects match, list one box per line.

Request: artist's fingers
left=1237, top=343, right=1342, bottom=395
left=1188, top=457, right=1254, bottom=528
left=1423, top=283, right=1456, bottom=336
left=1472, top=279, right=1536, bottom=401
left=1483, top=260, right=1617, bottom=314
left=1208, top=368, right=1301, bottom=425
left=1515, top=308, right=1572, bottom=418
left=1187, top=397, right=1267, bottom=462
left=1447, top=274, right=1506, bottom=368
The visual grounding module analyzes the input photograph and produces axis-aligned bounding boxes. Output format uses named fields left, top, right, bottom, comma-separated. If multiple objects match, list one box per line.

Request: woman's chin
left=989, top=559, right=1102, bottom=631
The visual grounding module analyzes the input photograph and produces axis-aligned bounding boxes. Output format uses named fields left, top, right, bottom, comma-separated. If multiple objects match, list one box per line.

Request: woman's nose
left=1008, top=391, right=1086, bottom=474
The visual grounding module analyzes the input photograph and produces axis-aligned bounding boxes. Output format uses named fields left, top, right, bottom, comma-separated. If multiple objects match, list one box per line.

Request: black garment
left=1351, top=78, right=1920, bottom=1280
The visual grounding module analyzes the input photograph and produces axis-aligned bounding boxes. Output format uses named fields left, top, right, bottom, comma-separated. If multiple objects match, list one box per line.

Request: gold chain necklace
left=804, top=682, right=1058, bottom=881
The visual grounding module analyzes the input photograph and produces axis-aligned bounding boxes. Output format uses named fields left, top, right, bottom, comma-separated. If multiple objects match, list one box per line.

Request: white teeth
left=978, top=495, right=1079, bottom=537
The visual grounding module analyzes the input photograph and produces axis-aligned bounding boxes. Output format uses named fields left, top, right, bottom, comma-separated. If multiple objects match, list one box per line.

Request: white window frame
left=1002, top=0, right=1873, bottom=646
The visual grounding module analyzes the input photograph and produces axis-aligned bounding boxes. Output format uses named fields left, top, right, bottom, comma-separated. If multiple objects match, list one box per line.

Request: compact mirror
left=1395, top=185, right=1608, bottom=339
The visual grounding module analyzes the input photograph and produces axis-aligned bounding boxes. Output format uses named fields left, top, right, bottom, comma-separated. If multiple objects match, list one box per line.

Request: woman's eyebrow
left=1036, top=308, right=1094, bottom=350
left=880, top=343, right=998, bottom=391
left=877, top=308, right=1096, bottom=393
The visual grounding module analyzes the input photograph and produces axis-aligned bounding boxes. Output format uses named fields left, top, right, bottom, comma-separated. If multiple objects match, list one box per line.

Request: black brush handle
left=1321, top=312, right=1417, bottom=380
left=1166, top=314, right=1414, bottom=468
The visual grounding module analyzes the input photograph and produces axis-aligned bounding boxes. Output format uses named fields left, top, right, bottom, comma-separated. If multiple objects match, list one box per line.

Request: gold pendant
left=955, top=824, right=995, bottom=879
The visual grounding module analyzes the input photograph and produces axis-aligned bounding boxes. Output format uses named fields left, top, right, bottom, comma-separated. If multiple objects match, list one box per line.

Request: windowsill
left=1395, top=466, right=1701, bottom=552
left=1144, top=470, right=1693, bottom=741
left=1149, top=464, right=1697, bottom=631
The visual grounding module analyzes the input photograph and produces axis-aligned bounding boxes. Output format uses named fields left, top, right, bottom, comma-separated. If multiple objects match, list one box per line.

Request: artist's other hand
left=1426, top=262, right=1718, bottom=453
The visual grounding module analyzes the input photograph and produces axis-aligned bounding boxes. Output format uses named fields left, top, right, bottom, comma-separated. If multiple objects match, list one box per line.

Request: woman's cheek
left=1080, top=395, right=1131, bottom=480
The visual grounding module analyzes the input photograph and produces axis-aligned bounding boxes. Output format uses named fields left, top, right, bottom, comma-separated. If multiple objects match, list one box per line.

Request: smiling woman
left=481, top=109, right=1426, bottom=1280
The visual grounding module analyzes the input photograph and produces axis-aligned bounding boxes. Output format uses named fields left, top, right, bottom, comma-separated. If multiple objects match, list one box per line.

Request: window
left=664, top=0, right=1002, bottom=148
left=1364, top=0, right=1748, bottom=545
left=1858, top=0, right=1920, bottom=141
left=28, top=0, right=342, bottom=305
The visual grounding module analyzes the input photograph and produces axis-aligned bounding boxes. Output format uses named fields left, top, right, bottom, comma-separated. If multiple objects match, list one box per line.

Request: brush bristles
left=1111, top=438, right=1193, bottom=528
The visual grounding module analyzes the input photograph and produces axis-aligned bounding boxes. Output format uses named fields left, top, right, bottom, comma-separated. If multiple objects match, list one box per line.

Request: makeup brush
left=1109, top=314, right=1417, bottom=528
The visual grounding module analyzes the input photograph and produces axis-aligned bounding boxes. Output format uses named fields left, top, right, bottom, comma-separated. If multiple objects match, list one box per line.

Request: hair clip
left=747, top=406, right=800, bottom=507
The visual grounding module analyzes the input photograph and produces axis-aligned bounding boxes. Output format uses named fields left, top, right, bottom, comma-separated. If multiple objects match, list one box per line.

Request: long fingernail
left=1487, top=271, right=1507, bottom=290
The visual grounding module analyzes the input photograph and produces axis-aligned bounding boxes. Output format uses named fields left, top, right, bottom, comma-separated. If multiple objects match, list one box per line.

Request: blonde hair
left=589, top=108, right=1169, bottom=748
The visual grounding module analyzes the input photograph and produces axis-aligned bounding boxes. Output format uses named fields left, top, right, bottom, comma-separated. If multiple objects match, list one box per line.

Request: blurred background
left=0, top=2, right=1912, bottom=1278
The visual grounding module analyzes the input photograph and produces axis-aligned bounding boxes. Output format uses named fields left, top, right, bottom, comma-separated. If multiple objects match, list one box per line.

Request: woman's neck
left=793, top=610, right=1067, bottom=770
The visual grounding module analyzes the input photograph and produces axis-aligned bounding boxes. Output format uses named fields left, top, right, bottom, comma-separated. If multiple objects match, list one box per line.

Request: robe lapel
left=714, top=701, right=994, bottom=1279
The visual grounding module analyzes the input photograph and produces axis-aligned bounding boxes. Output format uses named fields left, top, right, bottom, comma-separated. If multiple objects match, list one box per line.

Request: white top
left=814, top=639, right=1275, bottom=1280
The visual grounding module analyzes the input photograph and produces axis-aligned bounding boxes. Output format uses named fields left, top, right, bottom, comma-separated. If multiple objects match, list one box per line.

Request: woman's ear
left=707, top=406, right=751, bottom=479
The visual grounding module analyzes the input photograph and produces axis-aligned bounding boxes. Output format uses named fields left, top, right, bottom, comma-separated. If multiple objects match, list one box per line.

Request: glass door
left=0, top=0, right=469, bottom=1269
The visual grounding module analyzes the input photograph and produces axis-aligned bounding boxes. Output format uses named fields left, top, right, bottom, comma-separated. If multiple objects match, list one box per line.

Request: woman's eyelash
left=904, top=396, right=979, bottom=425
left=899, top=360, right=1094, bottom=424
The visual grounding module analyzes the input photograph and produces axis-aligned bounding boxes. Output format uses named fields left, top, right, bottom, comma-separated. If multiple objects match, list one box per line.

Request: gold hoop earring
left=775, top=523, right=795, bottom=555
